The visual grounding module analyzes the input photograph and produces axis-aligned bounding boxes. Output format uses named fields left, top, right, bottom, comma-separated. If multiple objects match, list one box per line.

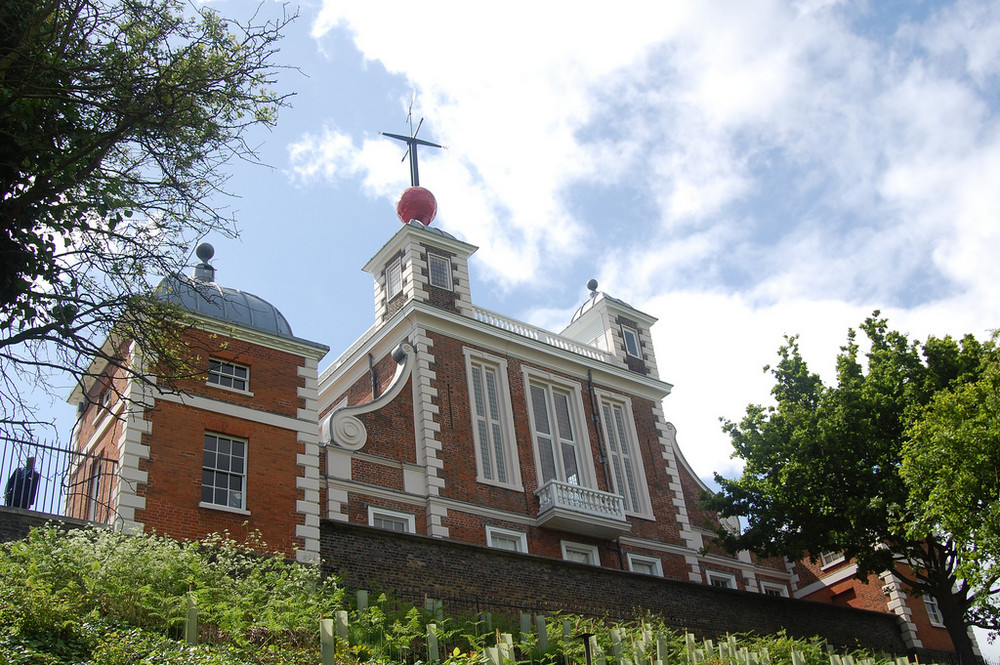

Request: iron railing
left=1, top=437, right=119, bottom=525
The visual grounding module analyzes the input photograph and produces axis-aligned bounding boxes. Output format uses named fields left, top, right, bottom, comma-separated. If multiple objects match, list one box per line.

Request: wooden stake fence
left=176, top=590, right=937, bottom=665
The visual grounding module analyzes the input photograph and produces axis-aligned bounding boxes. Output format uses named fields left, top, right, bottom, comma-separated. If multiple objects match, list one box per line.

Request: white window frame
left=100, top=385, right=114, bottom=410
left=820, top=551, right=846, bottom=568
left=561, top=540, right=600, bottom=566
left=621, top=325, right=641, bottom=358
left=386, top=260, right=403, bottom=299
left=465, top=350, right=521, bottom=489
left=201, top=432, right=248, bottom=513
left=428, top=253, right=453, bottom=290
left=924, top=595, right=945, bottom=627
left=368, top=506, right=415, bottom=533
left=207, top=358, right=251, bottom=394
left=522, top=368, right=596, bottom=489
left=627, top=553, right=663, bottom=576
left=86, top=459, right=104, bottom=522
left=706, top=571, right=737, bottom=589
left=595, top=390, right=653, bottom=518
left=760, top=581, right=789, bottom=597
left=486, top=526, right=527, bottom=553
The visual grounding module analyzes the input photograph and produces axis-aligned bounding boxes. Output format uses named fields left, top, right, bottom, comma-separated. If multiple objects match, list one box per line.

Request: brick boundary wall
left=0, top=507, right=91, bottom=543
left=0, top=509, right=958, bottom=663
left=320, top=520, right=955, bottom=660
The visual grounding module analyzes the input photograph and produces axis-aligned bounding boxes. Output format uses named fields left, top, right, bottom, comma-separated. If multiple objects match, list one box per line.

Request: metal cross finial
left=380, top=94, right=443, bottom=187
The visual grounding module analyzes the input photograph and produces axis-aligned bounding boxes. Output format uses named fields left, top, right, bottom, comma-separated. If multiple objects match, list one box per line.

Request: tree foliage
left=0, top=0, right=293, bottom=440
left=903, top=335, right=1000, bottom=633
left=703, top=313, right=991, bottom=663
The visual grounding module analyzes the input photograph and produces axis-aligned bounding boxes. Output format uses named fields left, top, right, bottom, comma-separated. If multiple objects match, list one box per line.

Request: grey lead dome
left=156, top=244, right=295, bottom=340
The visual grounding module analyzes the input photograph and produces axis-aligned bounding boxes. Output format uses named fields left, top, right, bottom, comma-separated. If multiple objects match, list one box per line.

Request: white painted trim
left=561, top=540, right=600, bottom=566
left=486, top=526, right=528, bottom=553
left=326, top=343, right=415, bottom=451
left=368, top=506, right=416, bottom=533
left=760, top=581, right=789, bottom=597
left=594, top=388, right=653, bottom=519
left=820, top=551, right=847, bottom=568
left=627, top=553, right=664, bottom=576
left=198, top=501, right=251, bottom=516
left=706, top=571, right=738, bottom=589
left=155, top=391, right=318, bottom=433
left=319, top=301, right=673, bottom=403
left=521, top=365, right=598, bottom=489
left=464, top=348, right=522, bottom=491
left=793, top=562, right=859, bottom=598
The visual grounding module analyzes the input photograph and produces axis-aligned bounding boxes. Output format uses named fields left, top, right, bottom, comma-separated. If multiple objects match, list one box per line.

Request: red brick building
left=65, top=188, right=963, bottom=654
left=68, top=244, right=329, bottom=562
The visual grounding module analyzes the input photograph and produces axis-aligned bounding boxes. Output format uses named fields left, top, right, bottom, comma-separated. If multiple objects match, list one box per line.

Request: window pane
left=622, top=327, right=640, bottom=357
left=491, top=423, right=507, bottom=483
left=561, top=442, right=580, bottom=485
left=537, top=434, right=557, bottom=482
left=203, top=433, right=246, bottom=510
left=429, top=255, right=451, bottom=289
left=477, top=421, right=492, bottom=480
left=471, top=367, right=485, bottom=417
left=530, top=385, right=551, bottom=435
left=553, top=392, right=573, bottom=442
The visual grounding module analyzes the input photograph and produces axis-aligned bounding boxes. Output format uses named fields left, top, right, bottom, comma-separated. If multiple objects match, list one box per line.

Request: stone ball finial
left=587, top=278, right=599, bottom=292
left=196, top=242, right=215, bottom=263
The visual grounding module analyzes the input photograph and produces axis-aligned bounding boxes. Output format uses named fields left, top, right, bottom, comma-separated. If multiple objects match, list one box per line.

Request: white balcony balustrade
left=535, top=480, right=631, bottom=539
left=471, top=307, right=613, bottom=363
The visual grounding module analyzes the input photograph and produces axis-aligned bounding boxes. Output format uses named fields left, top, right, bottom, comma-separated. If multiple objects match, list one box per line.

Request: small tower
left=363, top=187, right=477, bottom=327
left=561, top=279, right=660, bottom=379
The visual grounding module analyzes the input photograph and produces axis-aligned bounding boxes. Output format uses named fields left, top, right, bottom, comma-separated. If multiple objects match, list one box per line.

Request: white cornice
left=363, top=222, right=478, bottom=274
left=793, top=562, right=860, bottom=598
left=156, top=391, right=318, bottom=433
left=186, top=314, right=329, bottom=359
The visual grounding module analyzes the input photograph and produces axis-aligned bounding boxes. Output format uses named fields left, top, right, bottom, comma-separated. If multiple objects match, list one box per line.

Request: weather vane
left=380, top=92, right=444, bottom=187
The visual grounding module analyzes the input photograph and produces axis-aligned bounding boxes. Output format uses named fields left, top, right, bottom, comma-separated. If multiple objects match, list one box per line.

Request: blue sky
left=29, top=0, right=997, bottom=483
left=204, top=0, right=999, bottom=481
left=40, top=0, right=1000, bottom=476
left=25, top=0, right=1000, bottom=646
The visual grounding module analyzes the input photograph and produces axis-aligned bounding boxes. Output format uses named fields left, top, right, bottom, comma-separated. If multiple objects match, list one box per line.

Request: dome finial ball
left=196, top=243, right=215, bottom=263
left=396, top=187, right=437, bottom=225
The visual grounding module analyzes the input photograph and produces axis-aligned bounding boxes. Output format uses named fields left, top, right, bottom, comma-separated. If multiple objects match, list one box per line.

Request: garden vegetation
left=0, top=525, right=934, bottom=664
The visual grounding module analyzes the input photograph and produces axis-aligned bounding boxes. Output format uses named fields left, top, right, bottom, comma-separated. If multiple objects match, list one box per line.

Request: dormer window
left=621, top=325, right=641, bottom=358
left=387, top=260, right=403, bottom=299
left=428, top=254, right=452, bottom=290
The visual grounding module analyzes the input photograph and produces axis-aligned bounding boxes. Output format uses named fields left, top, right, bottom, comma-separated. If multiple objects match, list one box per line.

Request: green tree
left=0, top=0, right=292, bottom=440
left=903, top=334, right=1000, bottom=641
left=703, top=314, right=990, bottom=664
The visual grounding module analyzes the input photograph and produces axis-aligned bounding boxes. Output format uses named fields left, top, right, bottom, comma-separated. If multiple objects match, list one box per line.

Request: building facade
left=63, top=188, right=957, bottom=653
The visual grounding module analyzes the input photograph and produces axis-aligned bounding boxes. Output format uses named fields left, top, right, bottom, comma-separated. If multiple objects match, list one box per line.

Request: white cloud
left=302, top=0, right=1000, bottom=482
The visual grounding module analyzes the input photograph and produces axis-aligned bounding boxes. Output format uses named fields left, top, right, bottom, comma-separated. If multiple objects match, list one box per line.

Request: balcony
left=535, top=480, right=631, bottom=539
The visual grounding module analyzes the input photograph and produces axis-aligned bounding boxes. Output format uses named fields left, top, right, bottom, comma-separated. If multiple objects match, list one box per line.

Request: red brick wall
left=320, top=521, right=918, bottom=657
left=409, top=332, right=701, bottom=576
left=163, top=328, right=307, bottom=418
left=139, top=399, right=304, bottom=557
